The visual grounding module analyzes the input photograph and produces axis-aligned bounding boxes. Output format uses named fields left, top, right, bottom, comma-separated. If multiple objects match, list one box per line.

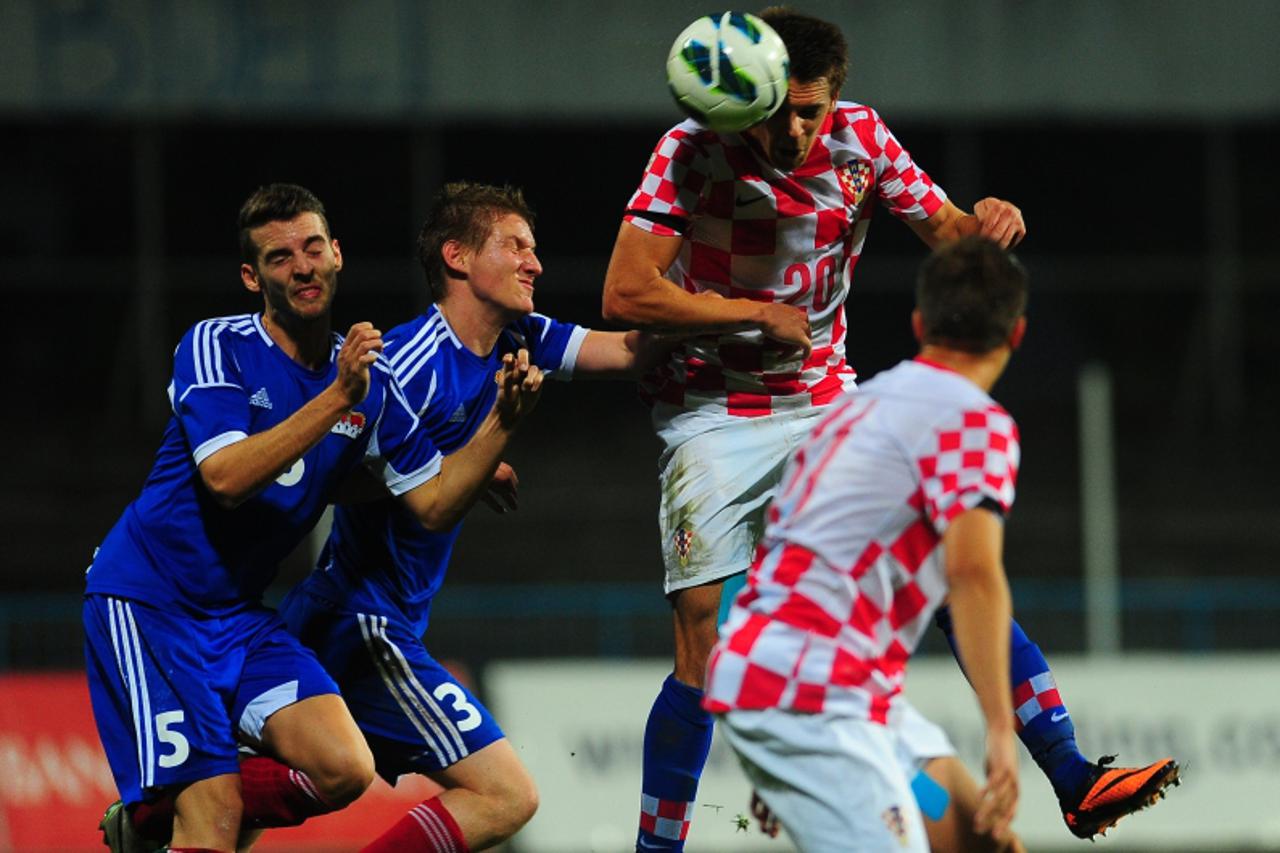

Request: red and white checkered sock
left=359, top=796, right=469, bottom=853
left=239, top=755, right=337, bottom=828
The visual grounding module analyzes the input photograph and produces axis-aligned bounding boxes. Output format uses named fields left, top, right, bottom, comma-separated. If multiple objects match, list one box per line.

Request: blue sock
left=934, top=607, right=1092, bottom=801
left=637, top=673, right=713, bottom=851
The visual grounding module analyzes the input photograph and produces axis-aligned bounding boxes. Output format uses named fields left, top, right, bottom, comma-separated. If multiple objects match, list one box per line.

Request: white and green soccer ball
left=666, top=11, right=790, bottom=133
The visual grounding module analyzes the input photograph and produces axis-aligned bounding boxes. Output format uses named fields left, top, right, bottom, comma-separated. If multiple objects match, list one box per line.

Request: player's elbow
left=601, top=285, right=637, bottom=325
left=199, top=467, right=249, bottom=510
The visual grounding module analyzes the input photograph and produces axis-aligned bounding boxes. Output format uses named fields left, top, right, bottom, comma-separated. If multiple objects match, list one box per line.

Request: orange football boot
left=1060, top=755, right=1181, bottom=839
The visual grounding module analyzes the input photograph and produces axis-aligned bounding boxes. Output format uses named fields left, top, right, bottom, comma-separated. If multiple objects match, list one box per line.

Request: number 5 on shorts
left=156, top=710, right=191, bottom=768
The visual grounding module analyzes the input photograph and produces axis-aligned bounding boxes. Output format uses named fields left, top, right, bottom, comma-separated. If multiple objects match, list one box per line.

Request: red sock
left=359, top=797, right=469, bottom=853
left=238, top=755, right=338, bottom=828
left=130, top=795, right=174, bottom=838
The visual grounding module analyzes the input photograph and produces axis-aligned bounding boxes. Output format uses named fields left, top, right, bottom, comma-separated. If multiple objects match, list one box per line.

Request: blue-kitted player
left=85, top=183, right=544, bottom=853
left=280, top=181, right=655, bottom=853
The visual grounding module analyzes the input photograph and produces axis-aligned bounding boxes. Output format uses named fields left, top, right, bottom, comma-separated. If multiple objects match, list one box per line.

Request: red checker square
left=655, top=177, right=680, bottom=205
left=774, top=591, right=841, bottom=638
left=803, top=345, right=834, bottom=369
left=869, top=694, right=891, bottom=724
left=939, top=472, right=959, bottom=492
left=792, top=681, right=827, bottom=712
left=773, top=177, right=815, bottom=217
left=657, top=799, right=689, bottom=820
left=738, top=662, right=788, bottom=707
left=964, top=411, right=988, bottom=428
left=772, top=543, right=816, bottom=585
left=727, top=391, right=772, bottom=417
left=731, top=218, right=777, bottom=256
left=706, top=181, right=735, bottom=218
left=814, top=208, right=847, bottom=248
left=881, top=639, right=910, bottom=678
left=889, top=582, right=928, bottom=629
left=962, top=450, right=986, bottom=469
left=984, top=472, right=1007, bottom=492
left=727, top=612, right=771, bottom=656
left=639, top=813, right=658, bottom=833
left=918, top=456, right=938, bottom=478
left=1012, top=680, right=1037, bottom=706
left=764, top=373, right=805, bottom=397
left=850, top=542, right=884, bottom=579
left=689, top=243, right=732, bottom=285
left=1038, top=688, right=1063, bottom=709
left=938, top=431, right=961, bottom=452
left=830, top=646, right=872, bottom=687
left=989, top=432, right=1009, bottom=452
left=849, top=592, right=883, bottom=637
left=889, top=519, right=937, bottom=575
left=809, top=374, right=844, bottom=406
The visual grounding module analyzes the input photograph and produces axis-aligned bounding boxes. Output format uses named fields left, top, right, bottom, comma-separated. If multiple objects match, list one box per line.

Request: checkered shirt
left=704, top=359, right=1019, bottom=721
left=624, top=102, right=947, bottom=439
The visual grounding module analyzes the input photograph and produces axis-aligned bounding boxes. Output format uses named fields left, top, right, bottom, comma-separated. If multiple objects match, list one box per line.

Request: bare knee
left=307, top=740, right=376, bottom=807
left=173, top=775, right=244, bottom=848
left=486, top=767, right=539, bottom=840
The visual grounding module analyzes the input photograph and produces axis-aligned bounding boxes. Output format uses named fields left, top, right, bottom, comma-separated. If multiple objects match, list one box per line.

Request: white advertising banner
left=487, top=655, right=1280, bottom=852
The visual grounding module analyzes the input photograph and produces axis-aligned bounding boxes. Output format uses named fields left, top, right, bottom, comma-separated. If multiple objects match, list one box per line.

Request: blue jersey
left=86, top=313, right=442, bottom=616
left=303, top=306, right=586, bottom=634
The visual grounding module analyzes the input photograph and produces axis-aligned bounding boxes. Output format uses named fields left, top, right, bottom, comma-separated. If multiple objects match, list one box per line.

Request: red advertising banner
left=0, top=673, right=440, bottom=852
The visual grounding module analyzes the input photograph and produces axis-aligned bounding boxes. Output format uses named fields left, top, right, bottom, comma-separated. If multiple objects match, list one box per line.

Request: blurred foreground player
left=705, top=236, right=1029, bottom=851
left=604, top=7, right=1174, bottom=846
left=281, top=182, right=655, bottom=852
left=84, top=183, right=542, bottom=852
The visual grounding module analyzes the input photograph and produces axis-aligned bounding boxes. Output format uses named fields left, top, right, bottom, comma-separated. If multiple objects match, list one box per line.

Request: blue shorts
left=83, top=594, right=340, bottom=806
left=280, top=588, right=503, bottom=782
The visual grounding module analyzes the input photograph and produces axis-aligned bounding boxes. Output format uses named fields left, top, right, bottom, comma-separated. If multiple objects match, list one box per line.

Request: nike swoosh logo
left=735, top=194, right=768, bottom=207
left=637, top=839, right=672, bottom=850
left=1051, top=711, right=1069, bottom=722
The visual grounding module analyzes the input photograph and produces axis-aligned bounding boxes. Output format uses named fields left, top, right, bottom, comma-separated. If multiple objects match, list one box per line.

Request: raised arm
left=396, top=350, right=542, bottom=531
left=601, top=223, right=811, bottom=354
left=199, top=322, right=382, bottom=509
left=943, top=506, right=1019, bottom=842
left=909, top=198, right=1026, bottom=250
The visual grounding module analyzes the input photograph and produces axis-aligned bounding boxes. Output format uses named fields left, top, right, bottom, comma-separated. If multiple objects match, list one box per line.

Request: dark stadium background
left=4, top=116, right=1277, bottom=667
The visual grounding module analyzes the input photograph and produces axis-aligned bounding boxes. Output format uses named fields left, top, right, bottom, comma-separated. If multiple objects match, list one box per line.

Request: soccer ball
left=665, top=12, right=790, bottom=133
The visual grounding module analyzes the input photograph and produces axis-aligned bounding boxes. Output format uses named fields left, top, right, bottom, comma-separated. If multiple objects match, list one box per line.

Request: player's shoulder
left=183, top=312, right=260, bottom=342
left=382, top=307, right=457, bottom=384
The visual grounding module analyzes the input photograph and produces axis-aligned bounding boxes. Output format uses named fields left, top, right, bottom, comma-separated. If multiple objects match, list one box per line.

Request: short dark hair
left=916, top=237, right=1028, bottom=353
left=759, top=7, right=849, bottom=95
left=416, top=182, right=535, bottom=304
left=237, top=183, right=330, bottom=265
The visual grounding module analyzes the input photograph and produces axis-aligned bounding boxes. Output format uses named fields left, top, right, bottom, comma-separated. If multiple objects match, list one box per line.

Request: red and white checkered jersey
left=703, top=359, right=1019, bottom=722
left=624, top=102, right=947, bottom=441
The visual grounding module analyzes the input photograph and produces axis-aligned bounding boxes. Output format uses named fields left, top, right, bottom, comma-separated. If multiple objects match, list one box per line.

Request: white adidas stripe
left=357, top=614, right=456, bottom=766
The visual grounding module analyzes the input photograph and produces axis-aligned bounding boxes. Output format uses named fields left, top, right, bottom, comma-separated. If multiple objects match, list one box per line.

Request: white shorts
left=721, top=702, right=952, bottom=853
left=657, top=409, right=824, bottom=592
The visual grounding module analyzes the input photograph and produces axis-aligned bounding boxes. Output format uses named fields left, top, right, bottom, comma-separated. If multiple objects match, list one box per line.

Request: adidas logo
left=448, top=404, right=467, bottom=423
left=249, top=387, right=273, bottom=409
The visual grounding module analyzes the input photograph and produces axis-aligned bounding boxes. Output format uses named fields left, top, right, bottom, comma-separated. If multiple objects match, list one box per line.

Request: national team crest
left=838, top=160, right=873, bottom=212
left=673, top=527, right=696, bottom=563
left=331, top=411, right=367, bottom=439
left=881, top=805, right=909, bottom=847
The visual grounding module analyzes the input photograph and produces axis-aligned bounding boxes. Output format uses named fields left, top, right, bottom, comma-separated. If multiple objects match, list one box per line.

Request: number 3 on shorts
left=155, top=710, right=191, bottom=768
left=433, top=684, right=481, bottom=732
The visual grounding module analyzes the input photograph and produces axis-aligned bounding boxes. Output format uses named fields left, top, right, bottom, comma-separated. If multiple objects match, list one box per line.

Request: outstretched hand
left=972, top=198, right=1026, bottom=248
left=975, top=729, right=1019, bottom=842
left=758, top=303, right=812, bottom=358
left=335, top=322, right=383, bottom=408
left=493, top=348, right=544, bottom=428
left=750, top=790, right=780, bottom=838
left=480, top=461, right=519, bottom=513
